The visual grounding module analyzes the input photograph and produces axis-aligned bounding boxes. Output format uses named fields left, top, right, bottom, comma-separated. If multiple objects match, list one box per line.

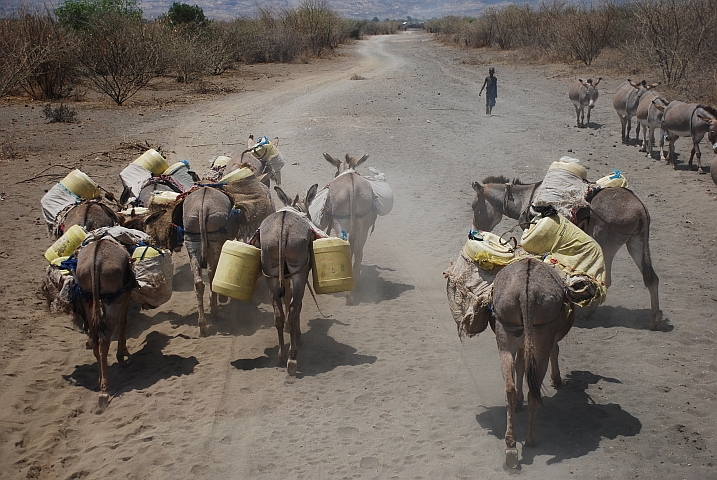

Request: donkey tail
left=90, top=243, right=105, bottom=341
left=199, top=188, right=208, bottom=268
left=522, top=260, right=543, bottom=405
left=277, top=211, right=286, bottom=298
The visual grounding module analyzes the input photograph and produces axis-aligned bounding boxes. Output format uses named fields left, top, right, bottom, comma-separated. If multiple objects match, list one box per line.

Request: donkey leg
left=268, top=278, right=287, bottom=365
left=626, top=235, right=662, bottom=330
left=286, top=276, right=307, bottom=376
left=497, top=327, right=519, bottom=468
left=189, top=253, right=208, bottom=336
left=207, top=246, right=221, bottom=318
left=95, top=339, right=111, bottom=410
left=514, top=346, right=525, bottom=411
left=549, top=342, right=564, bottom=387
left=115, top=293, right=132, bottom=365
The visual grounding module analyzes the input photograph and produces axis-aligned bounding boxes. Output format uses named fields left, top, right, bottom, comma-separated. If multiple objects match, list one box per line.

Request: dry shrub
left=75, top=13, right=161, bottom=105
left=0, top=11, right=52, bottom=98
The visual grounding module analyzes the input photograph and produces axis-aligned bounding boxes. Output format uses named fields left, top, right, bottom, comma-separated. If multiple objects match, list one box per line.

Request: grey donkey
left=257, top=184, right=318, bottom=375
left=471, top=177, right=661, bottom=330
left=320, top=153, right=378, bottom=305
left=568, top=77, right=601, bottom=128
left=612, top=79, right=660, bottom=144
left=183, top=187, right=242, bottom=336
left=491, top=257, right=575, bottom=469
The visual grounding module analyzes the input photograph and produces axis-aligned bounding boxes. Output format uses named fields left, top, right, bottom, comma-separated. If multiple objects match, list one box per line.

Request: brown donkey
left=75, top=239, right=134, bottom=410
left=491, top=257, right=575, bottom=468
left=471, top=176, right=661, bottom=329
left=258, top=184, right=318, bottom=375
left=319, top=153, right=377, bottom=305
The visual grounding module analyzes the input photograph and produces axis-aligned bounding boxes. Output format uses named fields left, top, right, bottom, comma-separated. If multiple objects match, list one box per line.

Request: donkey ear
left=305, top=183, right=318, bottom=206
left=323, top=153, right=340, bottom=168
left=258, top=173, right=271, bottom=188
left=649, top=82, right=661, bottom=88
left=652, top=100, right=665, bottom=112
left=274, top=186, right=291, bottom=206
left=594, top=77, right=602, bottom=86
left=472, top=181, right=483, bottom=193
left=119, top=185, right=133, bottom=206
left=144, top=210, right=166, bottom=225
left=628, top=79, right=637, bottom=87
left=697, top=113, right=715, bottom=124
left=354, top=154, right=370, bottom=168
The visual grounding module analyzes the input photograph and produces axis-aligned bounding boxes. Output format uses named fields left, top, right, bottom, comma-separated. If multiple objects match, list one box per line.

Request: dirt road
left=1, top=31, right=716, bottom=478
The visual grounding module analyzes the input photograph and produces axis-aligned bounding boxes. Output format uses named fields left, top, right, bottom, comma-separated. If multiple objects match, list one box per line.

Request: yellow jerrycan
left=212, top=240, right=261, bottom=301
left=45, top=224, right=88, bottom=263
left=311, top=237, right=354, bottom=294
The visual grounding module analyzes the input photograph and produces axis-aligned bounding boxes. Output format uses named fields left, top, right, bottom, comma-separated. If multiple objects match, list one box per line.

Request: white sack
left=309, top=186, right=329, bottom=228
left=41, top=183, right=79, bottom=229
left=132, top=252, right=174, bottom=308
left=532, top=167, right=589, bottom=219
left=120, top=163, right=152, bottom=198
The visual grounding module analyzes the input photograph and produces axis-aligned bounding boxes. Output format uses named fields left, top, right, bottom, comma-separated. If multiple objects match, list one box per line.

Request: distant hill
left=2, top=0, right=512, bottom=21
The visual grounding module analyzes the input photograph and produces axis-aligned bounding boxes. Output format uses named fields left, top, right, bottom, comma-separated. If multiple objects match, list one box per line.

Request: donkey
left=56, top=200, right=121, bottom=238
left=257, top=184, right=318, bottom=375
left=225, top=135, right=283, bottom=186
left=653, top=100, right=717, bottom=173
left=471, top=176, right=661, bottom=329
left=568, top=78, right=601, bottom=128
left=319, top=153, right=378, bottom=305
left=636, top=90, right=669, bottom=158
left=491, top=257, right=575, bottom=468
left=75, top=238, right=134, bottom=410
left=182, top=186, right=242, bottom=336
left=613, top=80, right=660, bottom=144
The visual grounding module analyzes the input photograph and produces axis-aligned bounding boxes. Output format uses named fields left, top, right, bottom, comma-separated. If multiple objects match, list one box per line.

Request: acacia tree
left=558, top=2, right=620, bottom=66
left=75, top=13, right=160, bottom=105
left=631, top=0, right=716, bottom=84
left=0, top=14, right=51, bottom=98
left=55, top=0, right=142, bottom=30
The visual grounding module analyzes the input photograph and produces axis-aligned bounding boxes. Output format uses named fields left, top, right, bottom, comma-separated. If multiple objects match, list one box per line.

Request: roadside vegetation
left=425, top=0, right=717, bottom=104
left=0, top=0, right=400, bottom=105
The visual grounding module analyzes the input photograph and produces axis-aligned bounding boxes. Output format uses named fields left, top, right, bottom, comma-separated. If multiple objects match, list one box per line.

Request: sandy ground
left=1, top=31, right=717, bottom=479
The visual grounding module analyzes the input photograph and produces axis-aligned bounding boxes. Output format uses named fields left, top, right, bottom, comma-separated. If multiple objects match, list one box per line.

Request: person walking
left=479, top=67, right=497, bottom=115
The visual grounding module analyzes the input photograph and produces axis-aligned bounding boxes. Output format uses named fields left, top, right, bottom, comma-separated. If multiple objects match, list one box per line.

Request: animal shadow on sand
left=171, top=262, right=195, bottom=292
left=578, top=305, right=673, bottom=332
left=231, top=318, right=377, bottom=376
left=342, top=264, right=414, bottom=305
left=476, top=370, right=641, bottom=466
left=64, top=331, right=198, bottom=396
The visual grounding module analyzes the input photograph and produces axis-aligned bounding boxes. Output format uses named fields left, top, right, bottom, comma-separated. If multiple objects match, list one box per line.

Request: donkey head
left=579, top=77, right=601, bottom=107
left=471, top=181, right=506, bottom=232
left=323, top=153, right=370, bottom=177
left=275, top=184, right=318, bottom=218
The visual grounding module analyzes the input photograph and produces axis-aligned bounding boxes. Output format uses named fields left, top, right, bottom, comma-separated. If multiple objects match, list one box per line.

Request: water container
left=214, top=155, right=231, bottom=167
left=133, top=149, right=169, bottom=175
left=596, top=170, right=628, bottom=188
left=463, top=231, right=515, bottom=271
left=163, top=161, right=195, bottom=191
left=60, top=169, right=100, bottom=200
left=45, top=224, right=88, bottom=263
left=149, top=191, right=180, bottom=206
left=131, top=246, right=164, bottom=261
left=521, top=214, right=565, bottom=254
left=212, top=240, right=261, bottom=301
left=548, top=159, right=587, bottom=180
left=221, top=167, right=253, bottom=183
left=120, top=206, right=149, bottom=215
left=311, top=237, right=354, bottom=294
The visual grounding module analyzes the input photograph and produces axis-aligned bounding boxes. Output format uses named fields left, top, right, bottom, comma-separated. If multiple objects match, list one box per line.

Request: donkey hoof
left=505, top=448, right=519, bottom=469
left=199, top=324, right=208, bottom=337
left=98, top=393, right=110, bottom=411
left=287, top=359, right=298, bottom=376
